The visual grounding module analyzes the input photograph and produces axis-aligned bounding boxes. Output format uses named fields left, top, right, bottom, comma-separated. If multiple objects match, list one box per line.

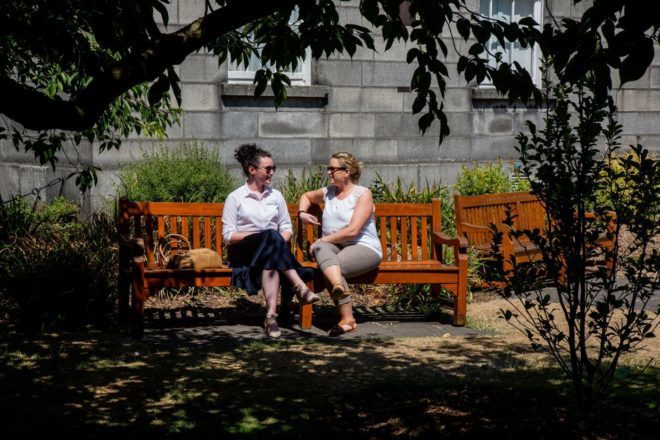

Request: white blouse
left=222, top=184, right=292, bottom=242
left=322, top=185, right=382, bottom=258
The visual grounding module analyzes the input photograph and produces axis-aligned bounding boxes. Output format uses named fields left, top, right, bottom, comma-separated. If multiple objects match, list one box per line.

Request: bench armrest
left=432, top=231, right=468, bottom=264
left=432, top=231, right=468, bottom=250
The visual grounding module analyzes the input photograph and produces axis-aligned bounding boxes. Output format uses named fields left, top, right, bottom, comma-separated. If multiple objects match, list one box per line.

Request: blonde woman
left=298, top=152, right=382, bottom=336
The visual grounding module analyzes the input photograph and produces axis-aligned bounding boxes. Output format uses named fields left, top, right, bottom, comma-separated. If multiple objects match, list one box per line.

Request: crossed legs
left=311, top=242, right=381, bottom=334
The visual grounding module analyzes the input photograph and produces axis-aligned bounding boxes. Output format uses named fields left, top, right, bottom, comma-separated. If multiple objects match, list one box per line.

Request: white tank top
left=321, top=185, right=383, bottom=258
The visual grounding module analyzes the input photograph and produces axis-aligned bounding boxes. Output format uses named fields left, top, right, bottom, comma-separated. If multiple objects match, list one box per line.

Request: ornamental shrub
left=117, top=142, right=236, bottom=202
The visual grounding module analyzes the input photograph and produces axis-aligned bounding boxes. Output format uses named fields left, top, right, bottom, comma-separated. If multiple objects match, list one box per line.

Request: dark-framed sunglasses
left=327, top=166, right=348, bottom=173
left=256, top=166, right=277, bottom=173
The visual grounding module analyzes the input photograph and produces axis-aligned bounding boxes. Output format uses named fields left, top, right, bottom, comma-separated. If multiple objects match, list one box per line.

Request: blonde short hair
left=332, top=152, right=363, bottom=183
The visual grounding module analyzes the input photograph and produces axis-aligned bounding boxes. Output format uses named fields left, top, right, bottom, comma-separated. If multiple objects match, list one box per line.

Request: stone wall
left=1, top=0, right=658, bottom=210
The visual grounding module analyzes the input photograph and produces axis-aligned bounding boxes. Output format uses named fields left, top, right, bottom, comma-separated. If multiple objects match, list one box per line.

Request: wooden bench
left=118, top=198, right=468, bottom=335
left=453, top=191, right=616, bottom=281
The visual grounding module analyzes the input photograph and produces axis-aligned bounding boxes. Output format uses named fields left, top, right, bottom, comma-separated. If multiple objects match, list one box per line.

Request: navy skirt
left=227, top=229, right=312, bottom=299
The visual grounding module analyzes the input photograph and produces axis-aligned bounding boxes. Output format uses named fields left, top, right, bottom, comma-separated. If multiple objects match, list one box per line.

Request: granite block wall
left=1, top=0, right=658, bottom=211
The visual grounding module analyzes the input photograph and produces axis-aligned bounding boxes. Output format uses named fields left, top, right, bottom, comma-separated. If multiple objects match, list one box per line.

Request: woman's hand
left=299, top=212, right=320, bottom=226
left=308, top=237, right=327, bottom=256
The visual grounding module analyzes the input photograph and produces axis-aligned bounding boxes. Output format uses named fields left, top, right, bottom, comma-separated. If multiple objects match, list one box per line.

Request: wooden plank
left=145, top=216, right=155, bottom=265
left=421, top=217, right=429, bottom=259
left=169, top=215, right=177, bottom=237
left=204, top=217, right=212, bottom=249
left=379, top=216, right=388, bottom=259
left=411, top=216, right=419, bottom=260
left=121, top=201, right=226, bottom=217
left=192, top=217, right=201, bottom=249
left=181, top=217, right=189, bottom=244
left=375, top=203, right=433, bottom=216
left=390, top=216, right=398, bottom=261
left=215, top=217, right=222, bottom=253
left=401, top=216, right=408, bottom=260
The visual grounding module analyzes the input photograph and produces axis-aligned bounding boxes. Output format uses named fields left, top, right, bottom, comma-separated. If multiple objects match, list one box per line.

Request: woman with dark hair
left=222, top=144, right=320, bottom=338
left=298, top=152, right=382, bottom=336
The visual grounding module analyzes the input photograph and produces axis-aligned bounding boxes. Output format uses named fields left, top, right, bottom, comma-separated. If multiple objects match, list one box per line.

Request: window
left=480, top=0, right=543, bottom=85
left=227, top=9, right=311, bottom=85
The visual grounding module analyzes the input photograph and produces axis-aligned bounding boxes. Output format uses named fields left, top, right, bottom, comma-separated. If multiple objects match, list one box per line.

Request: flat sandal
left=328, top=319, right=357, bottom=337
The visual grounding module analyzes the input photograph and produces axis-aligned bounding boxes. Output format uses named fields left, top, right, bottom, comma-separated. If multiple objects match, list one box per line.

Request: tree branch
left=0, top=1, right=289, bottom=131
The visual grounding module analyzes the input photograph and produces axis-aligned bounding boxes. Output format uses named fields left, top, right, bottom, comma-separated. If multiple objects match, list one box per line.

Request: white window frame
left=227, top=9, right=311, bottom=86
left=227, top=54, right=311, bottom=85
left=479, top=0, right=543, bottom=86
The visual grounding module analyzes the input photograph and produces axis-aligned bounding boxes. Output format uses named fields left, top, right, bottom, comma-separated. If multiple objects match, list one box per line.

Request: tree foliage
left=1, top=1, right=659, bottom=190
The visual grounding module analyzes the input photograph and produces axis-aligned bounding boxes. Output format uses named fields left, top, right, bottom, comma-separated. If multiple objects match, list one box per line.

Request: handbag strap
left=157, top=233, right=191, bottom=267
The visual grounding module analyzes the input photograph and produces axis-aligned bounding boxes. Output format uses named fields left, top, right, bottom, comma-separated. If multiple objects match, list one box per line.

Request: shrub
left=454, top=162, right=531, bottom=196
left=371, top=173, right=454, bottom=233
left=117, top=142, right=237, bottom=202
left=278, top=167, right=328, bottom=203
left=0, top=198, right=118, bottom=331
left=596, top=149, right=657, bottom=217
left=501, top=77, right=659, bottom=403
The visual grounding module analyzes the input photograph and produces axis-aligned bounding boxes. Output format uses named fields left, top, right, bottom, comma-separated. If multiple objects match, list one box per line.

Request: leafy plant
left=371, top=173, right=454, bottom=234
left=498, top=75, right=659, bottom=403
left=0, top=198, right=118, bottom=331
left=117, top=142, right=237, bottom=203
left=277, top=166, right=327, bottom=203
left=596, top=149, right=657, bottom=218
left=454, top=162, right=531, bottom=196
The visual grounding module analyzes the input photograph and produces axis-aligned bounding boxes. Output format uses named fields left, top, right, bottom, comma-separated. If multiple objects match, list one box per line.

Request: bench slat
left=411, top=217, right=419, bottom=260
left=421, top=217, right=429, bottom=259
left=192, top=217, right=200, bottom=249
left=401, top=216, right=408, bottom=260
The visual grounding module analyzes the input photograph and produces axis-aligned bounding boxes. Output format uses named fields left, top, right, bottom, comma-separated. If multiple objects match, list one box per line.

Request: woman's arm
left=222, top=192, right=257, bottom=245
left=320, top=189, right=374, bottom=244
left=298, top=188, right=325, bottom=226
left=275, top=191, right=293, bottom=242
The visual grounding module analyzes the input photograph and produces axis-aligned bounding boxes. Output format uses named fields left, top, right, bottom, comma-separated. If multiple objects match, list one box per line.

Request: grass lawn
left=0, top=298, right=658, bottom=439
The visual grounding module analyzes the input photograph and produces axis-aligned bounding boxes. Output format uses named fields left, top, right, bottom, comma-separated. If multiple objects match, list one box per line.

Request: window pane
left=480, top=0, right=538, bottom=77
left=230, top=8, right=304, bottom=77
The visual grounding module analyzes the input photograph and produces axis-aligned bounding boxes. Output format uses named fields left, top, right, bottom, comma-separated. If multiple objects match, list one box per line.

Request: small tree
left=496, top=74, right=659, bottom=403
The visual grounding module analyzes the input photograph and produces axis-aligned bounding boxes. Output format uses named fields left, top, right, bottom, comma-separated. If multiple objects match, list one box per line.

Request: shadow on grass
left=0, top=319, right=658, bottom=439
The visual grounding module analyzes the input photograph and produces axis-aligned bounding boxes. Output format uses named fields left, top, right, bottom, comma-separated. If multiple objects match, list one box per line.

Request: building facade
left=1, top=0, right=658, bottom=210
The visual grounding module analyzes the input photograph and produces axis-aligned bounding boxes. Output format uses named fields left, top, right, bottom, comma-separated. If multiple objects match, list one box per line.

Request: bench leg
left=454, top=253, right=468, bottom=327
left=131, top=278, right=146, bottom=338
left=118, top=271, right=130, bottom=322
left=299, top=303, right=313, bottom=330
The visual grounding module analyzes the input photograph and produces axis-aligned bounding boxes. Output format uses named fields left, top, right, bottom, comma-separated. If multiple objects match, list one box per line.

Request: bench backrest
left=118, top=198, right=444, bottom=267
left=454, top=191, right=546, bottom=247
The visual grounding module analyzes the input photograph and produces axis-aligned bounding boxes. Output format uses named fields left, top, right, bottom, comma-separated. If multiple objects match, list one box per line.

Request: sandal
left=331, top=283, right=349, bottom=301
left=328, top=319, right=357, bottom=337
left=294, top=284, right=321, bottom=305
left=264, top=313, right=281, bottom=338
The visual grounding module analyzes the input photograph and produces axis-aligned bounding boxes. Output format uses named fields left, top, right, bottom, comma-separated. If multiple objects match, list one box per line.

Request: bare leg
left=322, top=264, right=348, bottom=300
left=282, top=269, right=320, bottom=304
left=261, top=269, right=280, bottom=316
left=337, top=302, right=354, bottom=324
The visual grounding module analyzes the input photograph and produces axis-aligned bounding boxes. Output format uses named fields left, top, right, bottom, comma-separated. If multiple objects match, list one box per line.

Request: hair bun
left=234, top=144, right=258, bottom=164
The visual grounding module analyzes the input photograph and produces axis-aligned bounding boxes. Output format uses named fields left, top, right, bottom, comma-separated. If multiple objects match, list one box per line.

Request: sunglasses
left=327, top=166, right=348, bottom=173
left=256, top=166, right=277, bottom=173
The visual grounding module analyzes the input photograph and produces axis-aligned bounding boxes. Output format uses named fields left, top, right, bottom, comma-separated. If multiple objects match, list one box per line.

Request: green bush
left=117, top=142, right=237, bottom=202
left=0, top=198, right=118, bottom=331
left=454, top=162, right=531, bottom=196
left=278, top=167, right=328, bottom=203
left=371, top=173, right=455, bottom=234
